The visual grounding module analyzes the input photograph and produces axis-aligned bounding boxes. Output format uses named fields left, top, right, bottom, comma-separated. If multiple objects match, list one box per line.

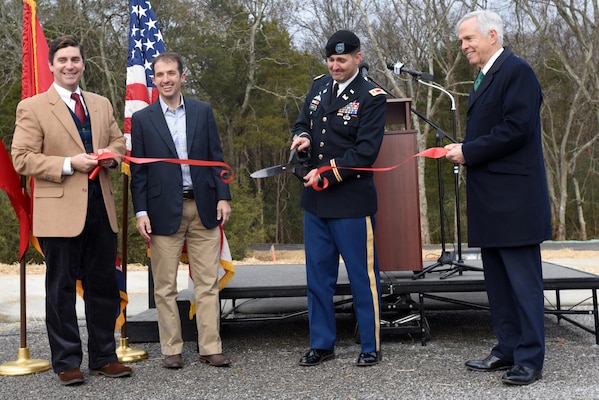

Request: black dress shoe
left=465, top=354, right=513, bottom=371
left=501, top=365, right=542, bottom=385
left=355, top=351, right=381, bottom=366
left=299, top=349, right=335, bottom=366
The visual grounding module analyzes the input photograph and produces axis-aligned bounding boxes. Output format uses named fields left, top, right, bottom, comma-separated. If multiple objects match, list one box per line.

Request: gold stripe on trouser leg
left=365, top=216, right=380, bottom=351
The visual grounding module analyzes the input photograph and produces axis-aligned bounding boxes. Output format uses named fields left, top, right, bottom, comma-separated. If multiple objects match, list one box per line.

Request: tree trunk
left=573, top=178, right=587, bottom=241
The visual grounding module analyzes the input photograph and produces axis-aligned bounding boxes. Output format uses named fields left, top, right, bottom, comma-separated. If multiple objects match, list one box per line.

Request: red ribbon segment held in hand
left=88, top=151, right=235, bottom=183
left=312, top=147, right=449, bottom=191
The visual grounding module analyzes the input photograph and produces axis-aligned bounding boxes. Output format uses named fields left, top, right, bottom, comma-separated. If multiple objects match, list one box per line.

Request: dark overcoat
left=462, top=47, right=552, bottom=247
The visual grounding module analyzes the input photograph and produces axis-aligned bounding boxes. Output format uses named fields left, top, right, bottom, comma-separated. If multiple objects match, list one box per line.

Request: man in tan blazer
left=11, top=36, right=131, bottom=386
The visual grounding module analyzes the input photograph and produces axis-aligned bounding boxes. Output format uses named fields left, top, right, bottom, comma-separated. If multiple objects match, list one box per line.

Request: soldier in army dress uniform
left=291, top=30, right=387, bottom=367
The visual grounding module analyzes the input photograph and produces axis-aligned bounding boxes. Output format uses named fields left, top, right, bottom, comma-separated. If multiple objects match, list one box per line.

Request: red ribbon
left=88, top=151, right=234, bottom=183
left=312, top=147, right=448, bottom=191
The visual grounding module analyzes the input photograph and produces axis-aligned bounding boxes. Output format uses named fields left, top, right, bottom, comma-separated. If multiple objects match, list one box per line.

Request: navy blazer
left=292, top=74, right=387, bottom=218
left=462, top=47, right=551, bottom=247
left=130, top=97, right=231, bottom=234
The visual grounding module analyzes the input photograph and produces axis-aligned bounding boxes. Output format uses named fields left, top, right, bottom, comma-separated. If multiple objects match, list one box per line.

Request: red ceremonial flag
left=22, top=0, right=53, bottom=99
left=0, top=0, right=53, bottom=260
left=0, top=142, right=30, bottom=260
left=21, top=0, right=51, bottom=257
left=122, top=0, right=166, bottom=176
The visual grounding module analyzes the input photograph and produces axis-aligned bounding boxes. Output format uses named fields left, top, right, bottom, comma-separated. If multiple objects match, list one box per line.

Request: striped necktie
left=71, top=93, right=86, bottom=123
left=473, top=71, right=484, bottom=92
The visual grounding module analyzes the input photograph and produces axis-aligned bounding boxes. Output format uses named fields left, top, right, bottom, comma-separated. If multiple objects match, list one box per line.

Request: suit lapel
left=340, top=77, right=362, bottom=104
left=147, top=101, right=178, bottom=157
left=184, top=97, right=196, bottom=152
left=321, top=78, right=337, bottom=113
left=82, top=91, right=101, bottom=152
left=468, top=47, right=512, bottom=110
left=326, top=76, right=363, bottom=112
left=47, top=86, right=86, bottom=152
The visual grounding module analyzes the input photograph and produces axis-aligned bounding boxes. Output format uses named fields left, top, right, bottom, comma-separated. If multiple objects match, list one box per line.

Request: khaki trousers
left=150, top=199, right=222, bottom=356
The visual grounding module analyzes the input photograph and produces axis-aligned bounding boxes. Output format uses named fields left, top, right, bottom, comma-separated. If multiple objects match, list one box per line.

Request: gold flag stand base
left=116, top=337, right=148, bottom=363
left=0, top=347, right=51, bottom=376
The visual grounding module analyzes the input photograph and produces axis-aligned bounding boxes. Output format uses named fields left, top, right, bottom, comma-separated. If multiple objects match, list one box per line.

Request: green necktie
left=473, top=70, right=484, bottom=91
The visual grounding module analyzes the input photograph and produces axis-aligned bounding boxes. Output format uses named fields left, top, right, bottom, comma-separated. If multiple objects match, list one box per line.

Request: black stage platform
left=127, top=260, right=599, bottom=345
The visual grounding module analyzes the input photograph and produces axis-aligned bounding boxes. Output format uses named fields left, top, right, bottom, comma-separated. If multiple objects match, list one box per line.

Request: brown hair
left=151, top=52, right=184, bottom=74
left=48, top=36, right=85, bottom=64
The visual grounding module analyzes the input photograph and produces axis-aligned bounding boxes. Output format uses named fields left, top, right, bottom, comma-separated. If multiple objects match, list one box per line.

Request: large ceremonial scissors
left=250, top=148, right=310, bottom=182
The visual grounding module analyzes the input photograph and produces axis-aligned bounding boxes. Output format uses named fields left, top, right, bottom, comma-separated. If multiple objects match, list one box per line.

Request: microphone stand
left=409, top=78, right=481, bottom=279
left=365, top=72, right=480, bottom=279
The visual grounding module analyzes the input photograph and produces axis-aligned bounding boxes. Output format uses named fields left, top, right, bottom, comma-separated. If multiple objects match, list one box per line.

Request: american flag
left=122, top=0, right=166, bottom=175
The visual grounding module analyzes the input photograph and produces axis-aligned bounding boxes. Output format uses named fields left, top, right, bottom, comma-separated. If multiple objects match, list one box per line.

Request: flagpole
left=0, top=176, right=50, bottom=376
left=116, top=173, right=148, bottom=362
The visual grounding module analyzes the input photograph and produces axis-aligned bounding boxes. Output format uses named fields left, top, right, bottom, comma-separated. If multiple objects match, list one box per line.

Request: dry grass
left=1, top=248, right=596, bottom=275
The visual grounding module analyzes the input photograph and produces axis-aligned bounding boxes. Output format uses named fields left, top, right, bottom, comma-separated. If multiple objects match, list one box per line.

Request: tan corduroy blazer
left=11, top=85, right=126, bottom=237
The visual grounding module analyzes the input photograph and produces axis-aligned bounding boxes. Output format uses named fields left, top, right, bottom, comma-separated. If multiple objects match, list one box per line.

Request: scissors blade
left=250, top=149, right=306, bottom=179
left=250, top=164, right=288, bottom=178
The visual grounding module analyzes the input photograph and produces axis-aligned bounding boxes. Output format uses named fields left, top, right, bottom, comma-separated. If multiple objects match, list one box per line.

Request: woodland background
left=0, top=0, right=597, bottom=264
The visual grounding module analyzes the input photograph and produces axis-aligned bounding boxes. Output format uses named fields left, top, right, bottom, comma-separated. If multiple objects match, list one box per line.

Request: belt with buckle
left=182, top=190, right=194, bottom=200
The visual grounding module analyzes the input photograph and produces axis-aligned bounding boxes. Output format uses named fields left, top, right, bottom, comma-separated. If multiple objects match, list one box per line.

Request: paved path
left=0, top=250, right=597, bottom=398
left=0, top=255, right=597, bottom=323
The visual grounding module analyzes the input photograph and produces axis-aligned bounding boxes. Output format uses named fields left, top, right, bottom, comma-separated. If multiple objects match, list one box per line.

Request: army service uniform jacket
left=292, top=74, right=387, bottom=219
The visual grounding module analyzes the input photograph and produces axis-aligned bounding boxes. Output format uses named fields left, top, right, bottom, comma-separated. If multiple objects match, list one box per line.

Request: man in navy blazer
left=130, top=52, right=232, bottom=368
left=446, top=10, right=551, bottom=385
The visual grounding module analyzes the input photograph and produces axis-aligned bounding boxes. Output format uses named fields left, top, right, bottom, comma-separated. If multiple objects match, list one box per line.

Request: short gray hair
left=457, top=10, right=504, bottom=45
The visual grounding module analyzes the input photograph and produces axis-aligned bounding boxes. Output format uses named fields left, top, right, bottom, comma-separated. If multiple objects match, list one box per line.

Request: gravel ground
left=0, top=309, right=598, bottom=399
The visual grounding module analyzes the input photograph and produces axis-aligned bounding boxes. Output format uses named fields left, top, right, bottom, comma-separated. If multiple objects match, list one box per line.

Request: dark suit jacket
left=462, top=47, right=551, bottom=247
left=292, top=74, right=387, bottom=218
left=130, top=97, right=231, bottom=234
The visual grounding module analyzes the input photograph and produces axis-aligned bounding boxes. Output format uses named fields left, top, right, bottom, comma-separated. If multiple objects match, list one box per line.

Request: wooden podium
left=373, top=98, right=422, bottom=271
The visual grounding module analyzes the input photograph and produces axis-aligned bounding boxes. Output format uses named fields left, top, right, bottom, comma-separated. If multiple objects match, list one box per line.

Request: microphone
left=359, top=62, right=369, bottom=80
left=387, top=61, right=434, bottom=81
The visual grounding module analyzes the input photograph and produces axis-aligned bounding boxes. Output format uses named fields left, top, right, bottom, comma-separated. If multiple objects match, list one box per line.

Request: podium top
left=385, top=98, right=415, bottom=133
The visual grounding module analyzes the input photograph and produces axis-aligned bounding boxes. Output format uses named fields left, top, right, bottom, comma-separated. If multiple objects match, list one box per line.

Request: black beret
left=325, top=30, right=360, bottom=57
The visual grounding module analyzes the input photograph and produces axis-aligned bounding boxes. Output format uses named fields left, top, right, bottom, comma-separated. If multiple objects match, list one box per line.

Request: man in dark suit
left=130, top=52, right=232, bottom=369
left=446, top=10, right=552, bottom=385
left=291, top=30, right=387, bottom=367
left=12, top=36, right=131, bottom=385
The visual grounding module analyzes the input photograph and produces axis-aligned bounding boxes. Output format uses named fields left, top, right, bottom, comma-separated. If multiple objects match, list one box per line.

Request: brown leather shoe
left=163, top=354, right=183, bottom=369
left=89, top=362, right=132, bottom=378
left=57, top=368, right=84, bottom=386
left=199, top=353, right=231, bottom=367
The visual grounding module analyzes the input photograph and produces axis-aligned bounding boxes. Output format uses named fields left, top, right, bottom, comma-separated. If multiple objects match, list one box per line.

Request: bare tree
left=513, top=0, right=599, bottom=239
left=366, top=0, right=475, bottom=246
left=0, top=0, right=24, bottom=103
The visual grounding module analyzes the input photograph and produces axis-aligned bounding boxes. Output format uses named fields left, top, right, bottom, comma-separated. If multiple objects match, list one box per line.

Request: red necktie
left=71, top=92, right=86, bottom=123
